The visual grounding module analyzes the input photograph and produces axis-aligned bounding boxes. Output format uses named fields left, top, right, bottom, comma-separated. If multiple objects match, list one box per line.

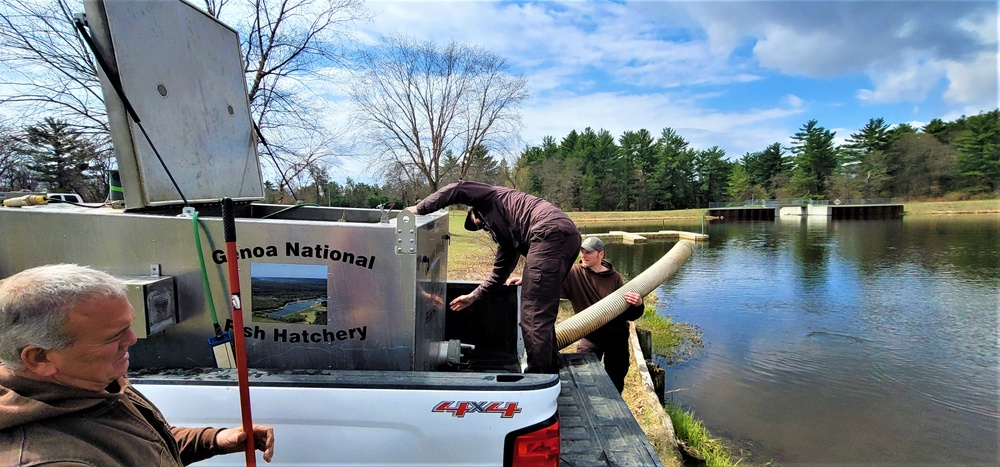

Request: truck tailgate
left=132, top=368, right=559, bottom=466
left=558, top=353, right=663, bottom=466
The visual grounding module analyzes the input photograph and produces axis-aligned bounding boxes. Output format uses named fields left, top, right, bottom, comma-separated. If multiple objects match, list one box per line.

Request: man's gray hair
left=0, top=264, right=126, bottom=371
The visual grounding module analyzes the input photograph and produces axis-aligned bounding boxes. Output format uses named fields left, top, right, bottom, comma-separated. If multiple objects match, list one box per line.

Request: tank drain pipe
left=555, top=239, right=696, bottom=349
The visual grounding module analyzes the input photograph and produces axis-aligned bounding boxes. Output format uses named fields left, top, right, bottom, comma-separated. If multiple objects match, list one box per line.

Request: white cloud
left=753, top=26, right=861, bottom=76
left=519, top=91, right=804, bottom=159
left=680, top=0, right=996, bottom=111
left=856, top=54, right=948, bottom=103
left=943, top=50, right=999, bottom=109
left=308, top=1, right=998, bottom=182
left=359, top=1, right=762, bottom=93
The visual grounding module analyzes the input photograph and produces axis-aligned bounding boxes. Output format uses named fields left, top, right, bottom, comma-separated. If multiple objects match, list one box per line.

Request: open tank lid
left=84, top=0, right=263, bottom=209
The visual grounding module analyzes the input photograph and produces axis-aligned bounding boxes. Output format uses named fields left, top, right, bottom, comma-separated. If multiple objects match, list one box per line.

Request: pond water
left=592, top=215, right=999, bottom=465
left=268, top=298, right=324, bottom=317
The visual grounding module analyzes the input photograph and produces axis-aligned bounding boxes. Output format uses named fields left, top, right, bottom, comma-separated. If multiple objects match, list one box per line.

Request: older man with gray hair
left=0, top=264, right=275, bottom=466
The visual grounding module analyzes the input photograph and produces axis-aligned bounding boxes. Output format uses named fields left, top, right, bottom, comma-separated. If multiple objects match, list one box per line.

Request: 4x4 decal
left=433, top=401, right=522, bottom=418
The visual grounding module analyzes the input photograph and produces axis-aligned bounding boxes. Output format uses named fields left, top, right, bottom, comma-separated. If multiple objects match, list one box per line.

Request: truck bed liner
left=558, top=353, right=663, bottom=467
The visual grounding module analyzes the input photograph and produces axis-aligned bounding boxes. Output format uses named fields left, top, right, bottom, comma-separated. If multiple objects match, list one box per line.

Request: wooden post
left=648, top=361, right=665, bottom=403
left=636, top=327, right=652, bottom=360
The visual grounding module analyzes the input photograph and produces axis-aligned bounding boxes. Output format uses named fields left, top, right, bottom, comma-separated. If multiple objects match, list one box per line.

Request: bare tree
left=0, top=119, right=32, bottom=190
left=267, top=131, right=344, bottom=201
left=350, top=35, right=528, bottom=191
left=216, top=0, right=366, bottom=189
left=0, top=0, right=108, bottom=142
left=0, top=0, right=366, bottom=196
left=200, top=0, right=233, bottom=18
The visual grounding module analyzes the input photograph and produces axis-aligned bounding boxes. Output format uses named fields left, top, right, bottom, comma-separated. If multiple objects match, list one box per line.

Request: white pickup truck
left=0, top=200, right=664, bottom=466
left=0, top=198, right=571, bottom=467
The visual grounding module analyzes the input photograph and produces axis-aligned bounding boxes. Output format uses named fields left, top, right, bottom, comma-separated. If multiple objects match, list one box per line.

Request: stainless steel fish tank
left=0, top=0, right=455, bottom=371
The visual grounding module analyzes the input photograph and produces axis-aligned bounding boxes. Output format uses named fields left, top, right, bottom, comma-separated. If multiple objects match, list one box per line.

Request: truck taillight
left=505, top=415, right=560, bottom=467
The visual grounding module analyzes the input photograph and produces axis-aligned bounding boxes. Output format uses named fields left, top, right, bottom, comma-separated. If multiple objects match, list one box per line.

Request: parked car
left=46, top=193, right=84, bottom=203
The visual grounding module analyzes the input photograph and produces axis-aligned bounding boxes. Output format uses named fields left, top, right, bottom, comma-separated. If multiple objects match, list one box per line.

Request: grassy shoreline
left=899, top=198, right=999, bottom=215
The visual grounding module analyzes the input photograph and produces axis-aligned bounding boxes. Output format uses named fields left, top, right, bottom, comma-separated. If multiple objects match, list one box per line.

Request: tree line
left=3, top=108, right=996, bottom=210
left=259, top=109, right=998, bottom=210
left=507, top=110, right=998, bottom=211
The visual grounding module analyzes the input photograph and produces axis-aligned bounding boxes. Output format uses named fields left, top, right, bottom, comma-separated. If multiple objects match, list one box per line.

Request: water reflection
left=597, top=216, right=999, bottom=465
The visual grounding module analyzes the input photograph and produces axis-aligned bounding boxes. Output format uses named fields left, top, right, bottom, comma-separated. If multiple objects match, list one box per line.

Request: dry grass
left=622, top=342, right=684, bottom=466
left=444, top=211, right=507, bottom=280
left=567, top=209, right=707, bottom=223
left=903, top=199, right=1000, bottom=215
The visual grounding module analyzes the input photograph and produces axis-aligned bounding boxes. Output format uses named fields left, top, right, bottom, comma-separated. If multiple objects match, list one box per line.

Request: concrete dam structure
left=707, top=199, right=904, bottom=222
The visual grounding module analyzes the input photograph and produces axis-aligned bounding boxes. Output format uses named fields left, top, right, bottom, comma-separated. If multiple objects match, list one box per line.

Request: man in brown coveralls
left=407, top=181, right=581, bottom=374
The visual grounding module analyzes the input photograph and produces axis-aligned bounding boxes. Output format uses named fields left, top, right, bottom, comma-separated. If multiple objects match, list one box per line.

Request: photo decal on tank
left=250, top=263, right=328, bottom=326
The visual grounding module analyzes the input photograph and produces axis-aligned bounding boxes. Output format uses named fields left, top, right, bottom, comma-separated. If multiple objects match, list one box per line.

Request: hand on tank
left=449, top=293, right=476, bottom=311
left=504, top=276, right=521, bottom=286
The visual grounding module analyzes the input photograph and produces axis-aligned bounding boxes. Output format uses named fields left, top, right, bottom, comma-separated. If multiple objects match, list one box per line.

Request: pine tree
left=954, top=110, right=1000, bottom=193
left=743, top=142, right=786, bottom=196
left=843, top=118, right=891, bottom=163
left=618, top=129, right=655, bottom=211
left=789, top=119, right=839, bottom=198
left=653, top=128, right=696, bottom=210
left=19, top=118, right=98, bottom=194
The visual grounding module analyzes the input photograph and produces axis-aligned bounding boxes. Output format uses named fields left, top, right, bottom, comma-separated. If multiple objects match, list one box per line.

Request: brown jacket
left=416, top=181, right=577, bottom=299
left=561, top=260, right=644, bottom=344
left=0, top=366, right=223, bottom=466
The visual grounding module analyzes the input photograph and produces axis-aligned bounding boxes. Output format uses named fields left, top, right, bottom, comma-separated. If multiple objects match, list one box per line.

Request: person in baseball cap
left=580, top=236, right=604, bottom=252
left=560, top=235, right=644, bottom=393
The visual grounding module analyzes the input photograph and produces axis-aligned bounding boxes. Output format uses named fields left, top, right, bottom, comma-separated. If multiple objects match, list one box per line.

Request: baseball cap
left=581, top=236, right=604, bottom=252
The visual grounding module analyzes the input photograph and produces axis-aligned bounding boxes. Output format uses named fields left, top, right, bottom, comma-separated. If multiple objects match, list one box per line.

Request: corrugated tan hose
left=555, top=239, right=696, bottom=349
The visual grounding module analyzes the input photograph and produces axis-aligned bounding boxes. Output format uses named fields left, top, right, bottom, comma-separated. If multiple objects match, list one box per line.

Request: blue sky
left=251, top=263, right=327, bottom=279
left=326, top=0, right=997, bottom=182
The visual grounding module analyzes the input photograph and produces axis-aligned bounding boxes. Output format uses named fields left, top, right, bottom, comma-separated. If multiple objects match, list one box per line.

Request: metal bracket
left=395, top=210, right=417, bottom=255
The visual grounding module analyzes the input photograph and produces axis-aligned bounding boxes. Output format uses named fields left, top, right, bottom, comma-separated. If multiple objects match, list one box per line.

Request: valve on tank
left=430, top=340, right=475, bottom=368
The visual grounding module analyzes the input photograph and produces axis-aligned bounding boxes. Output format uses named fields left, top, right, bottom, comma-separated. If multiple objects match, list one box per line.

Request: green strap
left=192, top=210, right=222, bottom=336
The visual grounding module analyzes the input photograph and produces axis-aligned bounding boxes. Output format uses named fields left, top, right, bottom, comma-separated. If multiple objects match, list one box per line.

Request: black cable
left=252, top=121, right=298, bottom=202
left=74, top=16, right=189, bottom=207
left=45, top=198, right=108, bottom=208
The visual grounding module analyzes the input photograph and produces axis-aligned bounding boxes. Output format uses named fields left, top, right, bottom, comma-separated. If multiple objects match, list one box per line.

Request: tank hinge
left=395, top=209, right=417, bottom=255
